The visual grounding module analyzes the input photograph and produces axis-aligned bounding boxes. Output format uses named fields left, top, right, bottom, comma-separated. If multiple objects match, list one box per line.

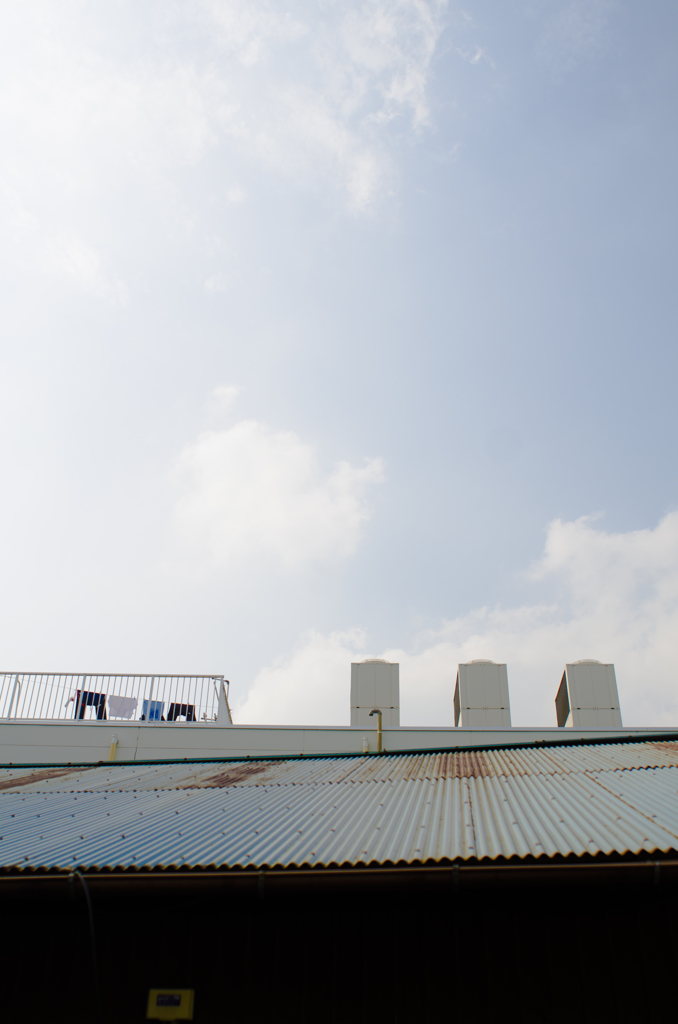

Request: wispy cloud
left=200, top=0, right=449, bottom=208
left=0, top=0, right=448, bottom=308
left=0, top=0, right=449, bottom=294
left=537, top=0, right=614, bottom=70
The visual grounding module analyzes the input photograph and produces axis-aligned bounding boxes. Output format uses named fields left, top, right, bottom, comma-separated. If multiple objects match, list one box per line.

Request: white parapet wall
left=0, top=719, right=675, bottom=764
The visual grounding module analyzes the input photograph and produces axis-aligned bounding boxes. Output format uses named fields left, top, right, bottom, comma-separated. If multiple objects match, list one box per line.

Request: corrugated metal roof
left=0, top=738, right=677, bottom=872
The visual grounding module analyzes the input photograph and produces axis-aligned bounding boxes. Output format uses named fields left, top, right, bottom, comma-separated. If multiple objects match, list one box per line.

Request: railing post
left=75, top=678, right=87, bottom=721
left=146, top=677, right=155, bottom=723
left=6, top=675, right=21, bottom=719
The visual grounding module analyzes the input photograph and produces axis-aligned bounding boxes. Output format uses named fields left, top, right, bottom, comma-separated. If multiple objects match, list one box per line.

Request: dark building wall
left=1, top=876, right=677, bottom=1023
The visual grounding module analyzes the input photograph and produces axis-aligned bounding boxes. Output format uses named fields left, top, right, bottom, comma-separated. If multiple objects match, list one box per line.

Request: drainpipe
left=109, top=735, right=119, bottom=762
left=369, top=709, right=383, bottom=753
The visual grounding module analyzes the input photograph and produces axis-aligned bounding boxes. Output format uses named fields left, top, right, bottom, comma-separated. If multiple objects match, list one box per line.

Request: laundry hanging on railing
left=107, top=695, right=138, bottom=720
left=167, top=703, right=196, bottom=721
left=0, top=673, right=227, bottom=722
left=141, top=699, right=165, bottom=721
left=70, top=690, right=108, bottom=720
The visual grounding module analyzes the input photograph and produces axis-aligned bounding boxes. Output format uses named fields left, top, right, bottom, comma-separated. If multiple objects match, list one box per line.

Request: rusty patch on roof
left=186, top=760, right=283, bottom=788
left=0, top=766, right=90, bottom=792
left=451, top=751, right=492, bottom=778
left=385, top=751, right=495, bottom=780
left=649, top=741, right=678, bottom=755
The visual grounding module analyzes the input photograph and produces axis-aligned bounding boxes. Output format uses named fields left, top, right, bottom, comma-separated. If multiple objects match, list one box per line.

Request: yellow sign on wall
left=146, top=989, right=194, bottom=1021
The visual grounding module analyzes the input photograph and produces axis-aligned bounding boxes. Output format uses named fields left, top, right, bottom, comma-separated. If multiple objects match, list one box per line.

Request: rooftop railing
left=0, top=674, right=232, bottom=725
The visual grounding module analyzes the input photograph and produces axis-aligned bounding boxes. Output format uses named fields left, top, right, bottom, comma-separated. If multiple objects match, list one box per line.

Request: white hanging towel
left=107, top=694, right=138, bottom=719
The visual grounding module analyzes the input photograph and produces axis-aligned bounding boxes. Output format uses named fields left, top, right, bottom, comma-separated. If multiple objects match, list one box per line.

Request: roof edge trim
left=0, top=857, right=676, bottom=895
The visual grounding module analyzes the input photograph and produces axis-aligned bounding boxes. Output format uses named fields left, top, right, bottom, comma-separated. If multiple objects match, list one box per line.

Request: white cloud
left=209, top=385, right=243, bottom=413
left=236, top=628, right=367, bottom=724
left=172, top=419, right=384, bottom=568
left=237, top=512, right=678, bottom=727
left=203, top=273, right=230, bottom=294
left=42, top=233, right=127, bottom=305
left=198, top=1, right=308, bottom=66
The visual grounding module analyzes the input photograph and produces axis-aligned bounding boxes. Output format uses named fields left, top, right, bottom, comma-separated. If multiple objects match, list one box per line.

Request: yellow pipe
left=369, top=709, right=383, bottom=753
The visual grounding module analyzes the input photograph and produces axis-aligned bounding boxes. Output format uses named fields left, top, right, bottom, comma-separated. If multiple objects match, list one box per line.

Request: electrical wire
left=70, top=869, right=104, bottom=1024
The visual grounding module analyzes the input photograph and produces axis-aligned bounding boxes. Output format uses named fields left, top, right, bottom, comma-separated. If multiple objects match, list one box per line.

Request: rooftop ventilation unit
left=350, top=660, right=399, bottom=727
left=555, top=661, right=622, bottom=727
left=454, top=661, right=511, bottom=727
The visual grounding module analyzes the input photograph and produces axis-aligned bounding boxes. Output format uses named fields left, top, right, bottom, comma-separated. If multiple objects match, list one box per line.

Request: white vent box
left=350, top=660, right=400, bottom=727
left=555, top=661, right=622, bottom=727
left=454, top=661, right=511, bottom=727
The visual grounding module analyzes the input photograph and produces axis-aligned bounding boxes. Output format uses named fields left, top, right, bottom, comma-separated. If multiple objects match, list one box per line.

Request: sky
left=1, top=0, right=677, bottom=729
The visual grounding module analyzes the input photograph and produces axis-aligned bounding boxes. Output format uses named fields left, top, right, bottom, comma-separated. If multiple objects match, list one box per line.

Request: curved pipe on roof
left=369, top=709, right=383, bottom=753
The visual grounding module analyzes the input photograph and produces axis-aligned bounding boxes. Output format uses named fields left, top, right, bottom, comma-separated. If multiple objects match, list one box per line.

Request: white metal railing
left=0, top=674, right=232, bottom=725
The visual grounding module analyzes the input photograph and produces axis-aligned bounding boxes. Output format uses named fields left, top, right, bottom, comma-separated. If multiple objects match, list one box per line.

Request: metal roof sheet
left=0, top=739, right=677, bottom=871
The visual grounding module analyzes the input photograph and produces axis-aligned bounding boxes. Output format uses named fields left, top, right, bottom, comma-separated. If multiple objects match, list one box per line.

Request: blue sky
left=1, top=0, right=677, bottom=727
